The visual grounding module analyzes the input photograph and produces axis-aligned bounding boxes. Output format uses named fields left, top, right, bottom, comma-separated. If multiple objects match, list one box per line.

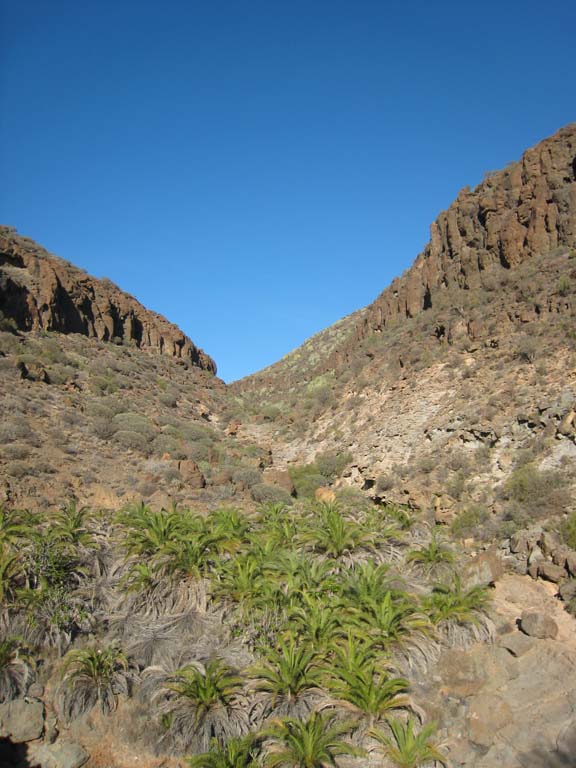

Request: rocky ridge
left=0, top=227, right=216, bottom=373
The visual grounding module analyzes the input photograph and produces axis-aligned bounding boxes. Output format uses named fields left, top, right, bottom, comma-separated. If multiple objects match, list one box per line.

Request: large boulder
left=520, top=610, right=558, bottom=639
left=463, top=551, right=504, bottom=588
left=537, top=561, right=567, bottom=583
left=178, top=459, right=206, bottom=489
left=0, top=698, right=44, bottom=742
left=29, top=741, right=89, bottom=768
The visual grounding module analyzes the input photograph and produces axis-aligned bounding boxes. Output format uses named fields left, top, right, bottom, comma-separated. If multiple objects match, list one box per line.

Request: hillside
left=1, top=125, right=576, bottom=768
left=0, top=231, right=278, bottom=511
left=233, top=123, right=576, bottom=532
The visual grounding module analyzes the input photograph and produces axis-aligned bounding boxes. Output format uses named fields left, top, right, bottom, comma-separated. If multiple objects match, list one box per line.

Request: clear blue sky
left=1, top=1, right=574, bottom=382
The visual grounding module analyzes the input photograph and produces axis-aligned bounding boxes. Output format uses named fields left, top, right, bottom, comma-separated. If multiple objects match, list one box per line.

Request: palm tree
left=370, top=716, right=447, bottom=768
left=424, top=575, right=491, bottom=646
left=153, top=658, right=248, bottom=753
left=425, top=575, right=490, bottom=625
left=248, top=639, right=325, bottom=718
left=0, top=544, right=23, bottom=605
left=118, top=503, right=192, bottom=558
left=0, top=505, right=33, bottom=548
left=260, top=711, right=363, bottom=768
left=49, top=502, right=96, bottom=551
left=325, top=654, right=410, bottom=727
left=341, top=561, right=395, bottom=607
left=0, top=638, right=34, bottom=702
left=287, top=595, right=344, bottom=652
left=207, top=507, right=251, bottom=555
left=348, top=592, right=430, bottom=654
left=187, top=734, right=261, bottom=768
left=406, top=534, right=455, bottom=578
left=58, top=643, right=130, bottom=721
left=302, top=505, right=372, bottom=560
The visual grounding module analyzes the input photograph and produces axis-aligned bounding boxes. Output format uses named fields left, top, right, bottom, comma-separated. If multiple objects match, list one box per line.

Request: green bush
left=314, top=450, right=352, bottom=481
left=503, top=464, right=569, bottom=517
left=232, top=468, right=262, bottom=489
left=450, top=505, right=489, bottom=538
left=289, top=465, right=328, bottom=498
left=251, top=483, right=292, bottom=505
left=560, top=512, right=576, bottom=549
left=113, top=430, right=152, bottom=454
left=112, top=413, right=155, bottom=438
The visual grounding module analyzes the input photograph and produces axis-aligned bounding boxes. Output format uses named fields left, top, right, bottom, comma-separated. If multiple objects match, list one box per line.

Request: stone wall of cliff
left=354, top=123, right=576, bottom=341
left=0, top=227, right=217, bottom=373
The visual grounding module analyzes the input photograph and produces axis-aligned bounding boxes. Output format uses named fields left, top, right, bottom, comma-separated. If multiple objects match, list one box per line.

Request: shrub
left=232, top=468, right=262, bottom=489
left=503, top=464, right=570, bottom=517
left=376, top=473, right=396, bottom=493
left=251, top=484, right=292, bottom=505
left=450, top=505, right=489, bottom=538
left=314, top=450, right=352, bottom=481
left=560, top=512, right=576, bottom=549
left=289, top=465, right=328, bottom=498
left=114, top=430, right=152, bottom=454
left=113, top=413, right=155, bottom=438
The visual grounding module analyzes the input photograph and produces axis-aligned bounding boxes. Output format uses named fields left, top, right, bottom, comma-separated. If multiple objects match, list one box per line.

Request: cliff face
left=0, top=227, right=216, bottom=373
left=234, top=124, right=576, bottom=393
left=355, top=123, right=576, bottom=339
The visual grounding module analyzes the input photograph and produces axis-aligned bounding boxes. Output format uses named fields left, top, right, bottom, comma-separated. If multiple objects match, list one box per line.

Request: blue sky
left=1, top=1, right=575, bottom=381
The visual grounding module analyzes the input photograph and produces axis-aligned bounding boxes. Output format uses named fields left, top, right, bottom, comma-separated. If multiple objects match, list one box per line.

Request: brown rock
left=520, top=610, right=558, bottom=639
left=437, top=649, right=487, bottom=697
left=0, top=698, right=44, bottom=742
left=178, top=459, right=206, bottom=489
left=0, top=227, right=216, bottom=373
left=467, top=694, right=513, bottom=747
left=538, top=530, right=562, bottom=558
left=558, top=410, right=576, bottom=436
left=566, top=551, right=576, bottom=577
left=558, top=578, right=576, bottom=603
left=262, top=468, right=295, bottom=495
left=510, top=530, right=537, bottom=554
left=537, top=561, right=567, bottom=583
left=463, top=551, right=503, bottom=588
left=499, top=631, right=535, bottom=657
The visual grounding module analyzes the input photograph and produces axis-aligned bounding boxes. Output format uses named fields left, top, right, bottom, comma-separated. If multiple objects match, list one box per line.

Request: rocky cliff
left=0, top=226, right=216, bottom=373
left=353, top=122, right=576, bottom=343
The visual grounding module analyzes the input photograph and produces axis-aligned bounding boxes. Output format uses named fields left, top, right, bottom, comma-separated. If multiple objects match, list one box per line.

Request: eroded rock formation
left=355, top=123, right=576, bottom=338
left=0, top=227, right=216, bottom=373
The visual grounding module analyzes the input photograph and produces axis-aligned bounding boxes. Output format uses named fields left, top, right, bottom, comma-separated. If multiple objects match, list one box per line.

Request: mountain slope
left=233, top=124, right=576, bottom=527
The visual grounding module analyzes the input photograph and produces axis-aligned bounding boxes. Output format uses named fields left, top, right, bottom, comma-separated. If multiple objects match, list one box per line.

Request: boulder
left=463, top=551, right=503, bottom=588
left=538, top=530, right=562, bottom=558
left=527, top=544, right=545, bottom=567
left=559, top=578, right=576, bottom=603
left=520, top=610, right=558, bottom=639
left=510, top=530, right=539, bottom=554
left=537, top=561, right=567, bottom=583
left=499, top=631, right=535, bottom=657
left=262, top=468, right=295, bottom=495
left=0, top=698, right=44, bottom=742
left=566, top=550, right=576, bottom=577
left=30, top=741, right=89, bottom=768
left=178, top=459, right=206, bottom=489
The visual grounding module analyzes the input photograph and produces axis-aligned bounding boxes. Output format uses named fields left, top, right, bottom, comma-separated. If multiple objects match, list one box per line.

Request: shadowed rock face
left=355, top=123, right=576, bottom=338
left=0, top=227, right=216, bottom=373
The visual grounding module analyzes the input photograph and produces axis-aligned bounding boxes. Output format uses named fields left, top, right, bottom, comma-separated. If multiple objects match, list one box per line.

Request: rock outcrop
left=353, top=123, right=576, bottom=341
left=0, top=226, right=216, bottom=373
